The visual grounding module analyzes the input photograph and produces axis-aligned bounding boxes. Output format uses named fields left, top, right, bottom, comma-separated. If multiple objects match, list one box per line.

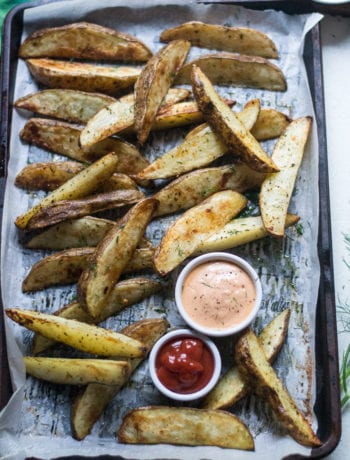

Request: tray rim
left=0, top=1, right=341, bottom=459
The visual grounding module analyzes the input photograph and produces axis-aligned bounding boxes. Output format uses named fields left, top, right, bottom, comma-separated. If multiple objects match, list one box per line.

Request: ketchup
left=155, top=335, right=214, bottom=394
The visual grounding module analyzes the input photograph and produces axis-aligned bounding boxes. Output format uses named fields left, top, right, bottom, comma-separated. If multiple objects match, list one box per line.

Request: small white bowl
left=175, top=252, right=262, bottom=337
left=149, top=328, right=221, bottom=401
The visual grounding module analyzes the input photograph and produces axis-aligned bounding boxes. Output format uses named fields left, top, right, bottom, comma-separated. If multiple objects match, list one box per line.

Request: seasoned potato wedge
left=160, top=21, right=278, bottom=58
left=118, top=406, right=254, bottom=450
left=137, top=99, right=259, bottom=181
left=24, top=357, right=131, bottom=386
left=26, top=58, right=141, bottom=95
left=14, top=89, right=116, bottom=124
left=15, top=161, right=84, bottom=191
left=202, top=309, right=290, bottom=410
left=78, top=198, right=158, bottom=318
left=20, top=118, right=149, bottom=178
left=16, top=161, right=138, bottom=193
left=26, top=189, right=144, bottom=230
left=154, top=190, right=247, bottom=275
left=6, top=309, right=147, bottom=358
left=25, top=216, right=115, bottom=249
left=33, top=278, right=162, bottom=354
left=15, top=152, right=119, bottom=230
left=80, top=88, right=190, bottom=147
left=251, top=108, right=291, bottom=141
left=235, top=329, right=321, bottom=447
left=22, top=246, right=155, bottom=292
left=176, top=52, right=287, bottom=91
left=134, top=40, right=191, bottom=144
left=260, top=117, right=312, bottom=236
left=153, top=165, right=264, bottom=217
left=71, top=318, right=169, bottom=440
left=196, top=214, right=300, bottom=253
left=192, top=65, right=279, bottom=173
left=19, top=22, right=152, bottom=61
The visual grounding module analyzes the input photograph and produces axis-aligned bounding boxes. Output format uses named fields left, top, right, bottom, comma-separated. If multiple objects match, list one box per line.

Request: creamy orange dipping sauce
left=181, top=261, right=256, bottom=330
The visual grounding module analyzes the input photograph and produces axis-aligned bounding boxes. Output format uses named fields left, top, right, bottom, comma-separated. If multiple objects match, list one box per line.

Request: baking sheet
left=0, top=1, right=330, bottom=458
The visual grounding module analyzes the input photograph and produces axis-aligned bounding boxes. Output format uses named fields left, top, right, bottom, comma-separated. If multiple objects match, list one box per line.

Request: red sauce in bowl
left=155, top=335, right=215, bottom=394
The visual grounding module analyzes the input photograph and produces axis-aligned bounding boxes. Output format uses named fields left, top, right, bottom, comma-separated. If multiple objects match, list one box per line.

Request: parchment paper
left=0, top=1, right=323, bottom=459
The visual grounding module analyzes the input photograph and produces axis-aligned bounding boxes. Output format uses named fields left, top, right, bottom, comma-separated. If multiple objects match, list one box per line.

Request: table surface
left=0, top=2, right=350, bottom=459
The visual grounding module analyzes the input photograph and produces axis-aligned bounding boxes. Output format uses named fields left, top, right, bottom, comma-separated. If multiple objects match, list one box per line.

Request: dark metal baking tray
left=0, top=1, right=342, bottom=458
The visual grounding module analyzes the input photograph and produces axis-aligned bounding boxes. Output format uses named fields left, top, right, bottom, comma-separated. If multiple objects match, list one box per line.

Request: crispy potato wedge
left=25, top=216, right=115, bottom=249
left=22, top=246, right=155, bottom=292
left=196, top=214, right=300, bottom=253
left=160, top=21, right=278, bottom=58
left=137, top=99, right=259, bottom=181
left=153, top=165, right=264, bottom=218
left=71, top=318, right=169, bottom=440
left=24, top=357, right=131, bottom=386
left=251, top=108, right=291, bottom=141
left=78, top=198, right=158, bottom=318
left=235, top=329, right=321, bottom=447
left=176, top=52, right=287, bottom=91
left=15, top=161, right=84, bottom=191
left=33, top=278, right=162, bottom=354
left=19, top=22, right=152, bottom=61
left=118, top=406, right=254, bottom=450
left=192, top=65, right=279, bottom=173
left=154, top=190, right=247, bottom=275
left=19, top=118, right=149, bottom=177
left=80, top=88, right=190, bottom=147
left=26, top=58, right=141, bottom=95
left=15, top=152, right=119, bottom=230
left=134, top=40, right=191, bottom=144
left=26, top=189, right=144, bottom=230
left=260, top=117, right=312, bottom=237
left=202, top=309, right=291, bottom=410
left=14, top=89, right=116, bottom=124
left=6, top=308, right=147, bottom=358
left=16, top=161, right=138, bottom=193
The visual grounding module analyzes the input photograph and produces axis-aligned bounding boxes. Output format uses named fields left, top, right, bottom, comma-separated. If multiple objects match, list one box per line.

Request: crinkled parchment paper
left=0, top=1, right=323, bottom=459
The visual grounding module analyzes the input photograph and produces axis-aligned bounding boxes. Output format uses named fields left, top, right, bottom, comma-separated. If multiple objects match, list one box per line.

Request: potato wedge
left=153, top=165, right=264, bottom=217
left=16, top=161, right=138, bottom=193
left=25, top=216, right=115, bottom=249
left=20, top=118, right=149, bottom=176
left=176, top=52, right=287, bottom=91
left=78, top=198, right=158, bottom=318
left=26, top=58, right=141, bottom=95
left=6, top=308, right=147, bottom=358
left=26, top=189, right=144, bottom=230
left=154, top=190, right=247, bottom=275
left=24, top=357, right=131, bottom=386
left=15, top=152, right=119, bottom=230
left=160, top=21, right=278, bottom=58
left=202, top=309, right=290, bottom=410
left=235, top=329, right=321, bottom=447
left=134, top=40, right=191, bottom=144
left=19, top=22, right=152, bottom=61
left=33, top=278, right=162, bottom=354
left=80, top=88, right=190, bottom=147
left=260, top=117, right=312, bottom=237
left=22, top=246, right=155, bottom=292
left=14, top=89, right=116, bottom=124
left=136, top=99, right=259, bottom=181
left=15, top=161, right=84, bottom=191
left=192, top=65, right=279, bottom=173
left=118, top=406, right=254, bottom=450
left=71, top=318, right=169, bottom=440
left=196, top=214, right=300, bottom=253
left=251, top=108, right=291, bottom=141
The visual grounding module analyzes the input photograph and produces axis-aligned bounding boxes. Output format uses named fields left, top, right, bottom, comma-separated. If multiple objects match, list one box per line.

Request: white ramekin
left=175, top=252, right=262, bottom=337
left=149, top=328, right=221, bottom=401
